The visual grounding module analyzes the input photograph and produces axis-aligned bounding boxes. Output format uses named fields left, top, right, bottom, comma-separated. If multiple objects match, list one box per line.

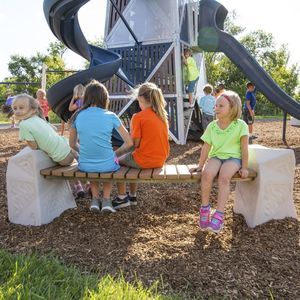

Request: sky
left=0, top=0, right=299, bottom=79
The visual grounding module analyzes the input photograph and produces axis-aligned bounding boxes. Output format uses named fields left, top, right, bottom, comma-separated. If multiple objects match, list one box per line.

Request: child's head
left=36, top=89, right=46, bottom=100
left=184, top=48, right=192, bottom=58
left=12, top=94, right=44, bottom=121
left=73, top=84, right=85, bottom=99
left=217, top=83, right=225, bottom=91
left=203, top=84, right=213, bottom=95
left=246, top=81, right=255, bottom=92
left=83, top=80, right=109, bottom=109
left=216, top=91, right=242, bottom=121
left=136, top=82, right=168, bottom=125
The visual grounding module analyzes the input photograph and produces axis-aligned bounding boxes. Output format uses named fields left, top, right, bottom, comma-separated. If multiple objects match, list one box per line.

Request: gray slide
left=43, top=0, right=125, bottom=122
left=198, top=0, right=300, bottom=119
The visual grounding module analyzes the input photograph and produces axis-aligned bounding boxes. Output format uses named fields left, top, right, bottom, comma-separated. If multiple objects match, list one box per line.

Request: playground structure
left=43, top=0, right=300, bottom=145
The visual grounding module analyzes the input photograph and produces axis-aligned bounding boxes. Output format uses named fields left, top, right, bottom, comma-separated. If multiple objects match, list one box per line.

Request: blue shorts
left=187, top=77, right=199, bottom=93
left=210, top=157, right=242, bottom=167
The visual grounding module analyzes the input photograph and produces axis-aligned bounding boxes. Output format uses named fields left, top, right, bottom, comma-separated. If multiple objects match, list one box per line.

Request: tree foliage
left=205, top=14, right=300, bottom=115
left=1, top=42, right=68, bottom=99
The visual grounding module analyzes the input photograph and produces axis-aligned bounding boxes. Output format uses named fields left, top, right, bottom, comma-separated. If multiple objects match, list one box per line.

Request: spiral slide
left=43, top=0, right=123, bottom=122
left=198, top=0, right=300, bottom=119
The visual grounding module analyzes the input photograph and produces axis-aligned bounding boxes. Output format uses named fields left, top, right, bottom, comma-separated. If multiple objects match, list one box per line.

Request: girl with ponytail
left=112, top=82, right=170, bottom=209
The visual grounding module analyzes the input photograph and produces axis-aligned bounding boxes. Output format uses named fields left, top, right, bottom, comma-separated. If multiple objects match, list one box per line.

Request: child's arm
left=239, top=135, right=249, bottom=178
left=115, top=124, right=134, bottom=157
left=69, top=127, right=79, bottom=152
left=190, top=142, right=211, bottom=173
left=68, top=97, right=78, bottom=112
left=26, top=141, right=38, bottom=150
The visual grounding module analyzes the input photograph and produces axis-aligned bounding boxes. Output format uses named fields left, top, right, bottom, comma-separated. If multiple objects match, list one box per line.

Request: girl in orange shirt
left=36, top=89, right=50, bottom=122
left=112, top=82, right=170, bottom=209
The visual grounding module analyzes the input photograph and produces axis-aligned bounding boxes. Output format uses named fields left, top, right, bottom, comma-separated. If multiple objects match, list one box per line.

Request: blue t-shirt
left=73, top=107, right=121, bottom=173
left=5, top=96, right=15, bottom=106
left=198, top=94, right=216, bottom=116
left=244, top=89, right=256, bottom=110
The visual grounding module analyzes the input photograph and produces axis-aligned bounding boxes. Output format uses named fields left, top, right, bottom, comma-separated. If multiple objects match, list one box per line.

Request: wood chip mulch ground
left=0, top=120, right=299, bottom=299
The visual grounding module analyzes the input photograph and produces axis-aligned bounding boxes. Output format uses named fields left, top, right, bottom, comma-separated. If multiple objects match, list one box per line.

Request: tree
left=204, top=14, right=300, bottom=115
left=2, top=42, right=67, bottom=98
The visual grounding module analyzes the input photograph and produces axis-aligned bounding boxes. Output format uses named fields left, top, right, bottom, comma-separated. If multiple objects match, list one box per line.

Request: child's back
left=131, top=107, right=169, bottom=168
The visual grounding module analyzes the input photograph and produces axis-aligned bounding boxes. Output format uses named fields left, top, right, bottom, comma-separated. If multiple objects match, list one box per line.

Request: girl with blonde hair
left=112, top=82, right=170, bottom=209
left=190, top=90, right=249, bottom=233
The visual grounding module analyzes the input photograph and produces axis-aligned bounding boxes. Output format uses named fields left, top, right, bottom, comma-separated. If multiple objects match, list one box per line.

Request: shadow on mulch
left=0, top=121, right=300, bottom=299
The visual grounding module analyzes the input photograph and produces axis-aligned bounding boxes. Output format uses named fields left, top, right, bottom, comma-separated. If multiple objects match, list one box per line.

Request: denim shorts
left=123, top=152, right=141, bottom=169
left=210, top=157, right=242, bottom=167
left=187, top=77, right=199, bottom=93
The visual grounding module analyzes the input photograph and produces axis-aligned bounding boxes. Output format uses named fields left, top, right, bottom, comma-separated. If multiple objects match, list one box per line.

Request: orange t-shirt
left=131, top=108, right=169, bottom=168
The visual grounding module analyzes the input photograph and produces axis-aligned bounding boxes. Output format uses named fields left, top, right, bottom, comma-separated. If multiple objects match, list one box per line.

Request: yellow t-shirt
left=186, top=57, right=199, bottom=82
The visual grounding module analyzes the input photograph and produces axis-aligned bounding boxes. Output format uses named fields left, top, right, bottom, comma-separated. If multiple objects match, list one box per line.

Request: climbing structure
left=103, top=0, right=206, bottom=144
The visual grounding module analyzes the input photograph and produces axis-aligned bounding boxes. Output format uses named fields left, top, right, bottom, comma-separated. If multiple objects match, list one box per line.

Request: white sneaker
left=101, top=199, right=116, bottom=213
left=90, top=199, right=100, bottom=212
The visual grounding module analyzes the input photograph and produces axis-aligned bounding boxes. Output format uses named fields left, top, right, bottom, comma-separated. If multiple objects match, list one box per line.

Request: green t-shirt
left=186, top=56, right=199, bottom=82
left=201, top=119, right=249, bottom=159
left=19, top=115, right=71, bottom=162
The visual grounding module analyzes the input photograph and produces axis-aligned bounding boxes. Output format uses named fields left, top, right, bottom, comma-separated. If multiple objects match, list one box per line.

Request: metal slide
left=198, top=0, right=300, bottom=119
left=43, top=0, right=122, bottom=122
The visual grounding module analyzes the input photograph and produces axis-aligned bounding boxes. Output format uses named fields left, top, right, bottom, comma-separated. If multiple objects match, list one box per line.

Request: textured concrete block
left=234, top=145, right=297, bottom=228
left=7, top=147, right=76, bottom=226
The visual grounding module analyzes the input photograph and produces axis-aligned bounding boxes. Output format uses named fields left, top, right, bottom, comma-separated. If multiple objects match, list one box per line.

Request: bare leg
left=103, top=182, right=113, bottom=199
left=188, top=93, right=193, bottom=105
left=248, top=124, right=253, bottom=134
left=201, top=159, right=222, bottom=206
left=90, top=181, right=99, bottom=199
left=129, top=183, right=137, bottom=194
left=216, top=161, right=241, bottom=212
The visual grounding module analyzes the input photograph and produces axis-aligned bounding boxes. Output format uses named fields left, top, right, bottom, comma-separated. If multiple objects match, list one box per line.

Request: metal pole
left=41, top=63, right=47, bottom=90
left=109, top=0, right=140, bottom=45
left=282, top=110, right=287, bottom=143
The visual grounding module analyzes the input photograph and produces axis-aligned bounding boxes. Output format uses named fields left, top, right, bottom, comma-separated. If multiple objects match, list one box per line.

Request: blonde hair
left=135, top=82, right=168, bottom=126
left=219, top=90, right=242, bottom=120
left=73, top=84, right=85, bottom=99
left=36, top=89, right=46, bottom=98
left=13, top=94, right=45, bottom=120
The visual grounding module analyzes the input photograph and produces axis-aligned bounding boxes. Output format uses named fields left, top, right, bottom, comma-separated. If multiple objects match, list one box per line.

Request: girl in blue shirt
left=69, top=80, right=133, bottom=213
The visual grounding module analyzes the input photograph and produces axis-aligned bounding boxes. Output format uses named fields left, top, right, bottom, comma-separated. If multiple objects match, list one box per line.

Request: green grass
left=0, top=250, right=177, bottom=300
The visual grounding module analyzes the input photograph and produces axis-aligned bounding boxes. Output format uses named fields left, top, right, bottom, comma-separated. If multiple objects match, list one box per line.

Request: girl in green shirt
left=190, top=91, right=249, bottom=233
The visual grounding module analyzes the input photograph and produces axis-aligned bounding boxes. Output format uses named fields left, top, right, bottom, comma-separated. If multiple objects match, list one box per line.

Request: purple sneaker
left=207, top=211, right=224, bottom=233
left=199, top=205, right=211, bottom=230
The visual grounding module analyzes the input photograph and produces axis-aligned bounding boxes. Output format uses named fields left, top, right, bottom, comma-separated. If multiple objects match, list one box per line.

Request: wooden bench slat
left=62, top=164, right=79, bottom=177
left=176, top=164, right=192, bottom=179
left=139, top=168, right=153, bottom=179
left=100, top=172, right=113, bottom=179
left=75, top=171, right=87, bottom=178
left=188, top=164, right=201, bottom=179
left=152, top=165, right=165, bottom=179
left=126, top=168, right=141, bottom=179
left=113, top=166, right=130, bottom=179
left=40, top=165, right=62, bottom=176
left=165, top=165, right=178, bottom=179
left=87, top=172, right=101, bottom=179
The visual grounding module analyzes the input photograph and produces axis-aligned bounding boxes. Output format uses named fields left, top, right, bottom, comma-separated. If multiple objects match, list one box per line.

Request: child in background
left=182, top=48, right=199, bottom=107
left=12, top=94, right=76, bottom=165
left=2, top=93, right=16, bottom=128
left=69, top=80, right=133, bottom=213
left=36, top=89, right=50, bottom=122
left=198, top=84, right=216, bottom=130
left=190, top=91, right=249, bottom=233
left=68, top=84, right=85, bottom=112
left=112, top=82, right=170, bottom=209
left=68, top=83, right=86, bottom=198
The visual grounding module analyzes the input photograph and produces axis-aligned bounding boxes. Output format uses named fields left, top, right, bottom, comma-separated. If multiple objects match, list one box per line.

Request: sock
left=129, top=192, right=136, bottom=197
left=201, top=204, right=210, bottom=209
left=118, top=194, right=127, bottom=200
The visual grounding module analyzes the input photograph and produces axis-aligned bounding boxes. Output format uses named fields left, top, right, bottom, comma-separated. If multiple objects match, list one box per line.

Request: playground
left=0, top=120, right=299, bottom=298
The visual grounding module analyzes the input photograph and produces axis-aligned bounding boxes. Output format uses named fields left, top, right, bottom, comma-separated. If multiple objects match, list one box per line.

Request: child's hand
left=190, top=165, right=203, bottom=173
left=239, top=168, right=249, bottom=178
